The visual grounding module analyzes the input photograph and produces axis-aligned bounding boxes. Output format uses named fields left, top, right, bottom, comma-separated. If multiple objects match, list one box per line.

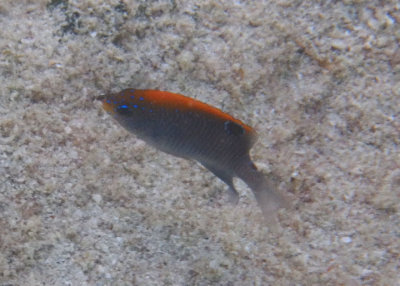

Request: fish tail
left=236, top=158, right=289, bottom=222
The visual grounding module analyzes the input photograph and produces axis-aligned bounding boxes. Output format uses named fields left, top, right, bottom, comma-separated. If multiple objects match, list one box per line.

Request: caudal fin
left=236, top=160, right=290, bottom=223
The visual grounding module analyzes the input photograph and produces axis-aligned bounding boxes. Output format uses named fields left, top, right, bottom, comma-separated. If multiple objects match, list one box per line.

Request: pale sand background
left=0, top=1, right=399, bottom=285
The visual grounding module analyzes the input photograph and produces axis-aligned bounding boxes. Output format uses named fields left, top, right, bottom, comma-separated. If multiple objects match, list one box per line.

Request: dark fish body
left=102, top=89, right=285, bottom=216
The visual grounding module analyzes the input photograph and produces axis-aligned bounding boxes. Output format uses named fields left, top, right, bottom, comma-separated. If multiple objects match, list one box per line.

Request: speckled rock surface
left=0, top=1, right=399, bottom=285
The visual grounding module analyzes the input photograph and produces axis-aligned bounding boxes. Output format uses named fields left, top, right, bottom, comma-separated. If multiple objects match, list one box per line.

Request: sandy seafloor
left=0, top=0, right=399, bottom=285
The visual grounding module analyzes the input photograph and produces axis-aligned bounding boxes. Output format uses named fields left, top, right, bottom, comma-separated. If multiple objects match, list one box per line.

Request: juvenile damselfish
left=102, top=89, right=286, bottom=217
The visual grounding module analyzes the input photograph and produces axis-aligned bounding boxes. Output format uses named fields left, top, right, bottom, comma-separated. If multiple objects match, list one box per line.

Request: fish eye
left=116, top=104, right=132, bottom=116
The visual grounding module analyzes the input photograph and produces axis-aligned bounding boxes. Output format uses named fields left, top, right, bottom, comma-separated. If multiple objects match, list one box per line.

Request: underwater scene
left=0, top=0, right=399, bottom=285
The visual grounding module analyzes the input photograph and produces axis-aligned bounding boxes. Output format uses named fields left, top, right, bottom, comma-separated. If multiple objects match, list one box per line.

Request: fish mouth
left=101, top=96, right=116, bottom=114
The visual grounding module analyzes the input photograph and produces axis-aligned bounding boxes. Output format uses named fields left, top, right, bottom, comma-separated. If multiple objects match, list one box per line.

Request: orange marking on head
left=102, top=100, right=115, bottom=114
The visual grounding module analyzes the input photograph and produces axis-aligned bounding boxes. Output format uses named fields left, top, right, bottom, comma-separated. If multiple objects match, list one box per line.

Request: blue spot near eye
left=130, top=89, right=135, bottom=93
left=133, top=105, right=138, bottom=108
left=141, top=107, right=145, bottom=111
left=130, top=95, right=135, bottom=99
left=113, top=100, right=118, bottom=104
left=106, top=99, right=111, bottom=103
left=139, top=97, right=144, bottom=101
left=115, top=104, right=132, bottom=115
left=149, top=109, right=153, bottom=112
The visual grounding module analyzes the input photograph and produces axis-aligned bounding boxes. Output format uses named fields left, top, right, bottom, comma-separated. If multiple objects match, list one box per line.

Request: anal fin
left=201, top=162, right=239, bottom=204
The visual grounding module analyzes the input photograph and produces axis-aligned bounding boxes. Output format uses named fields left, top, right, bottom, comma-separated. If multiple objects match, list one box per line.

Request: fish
left=101, top=89, right=288, bottom=219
